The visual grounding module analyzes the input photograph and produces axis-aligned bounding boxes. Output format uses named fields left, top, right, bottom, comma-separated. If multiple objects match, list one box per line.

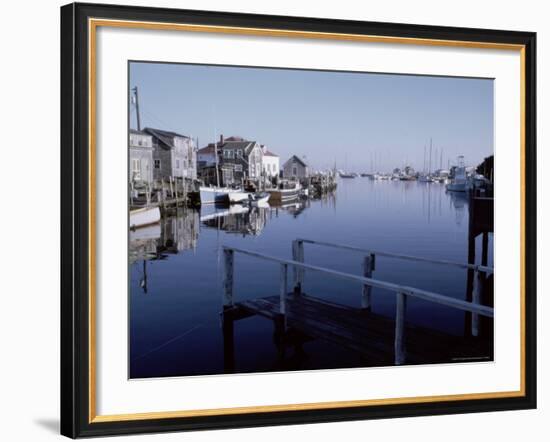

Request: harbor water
left=129, top=178, right=493, bottom=378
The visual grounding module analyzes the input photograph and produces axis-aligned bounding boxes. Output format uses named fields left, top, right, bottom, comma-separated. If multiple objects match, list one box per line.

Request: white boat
left=418, top=175, right=434, bottom=183
left=227, top=190, right=251, bottom=204
left=268, top=181, right=301, bottom=203
left=129, top=206, right=161, bottom=229
left=247, top=192, right=270, bottom=206
left=446, top=156, right=468, bottom=192
left=199, top=186, right=248, bottom=204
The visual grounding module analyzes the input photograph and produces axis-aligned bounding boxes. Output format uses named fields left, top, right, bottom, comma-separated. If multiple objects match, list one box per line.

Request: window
left=292, top=166, right=297, bottom=176
left=236, top=149, right=243, bottom=158
left=132, top=158, right=140, bottom=180
left=154, top=159, right=161, bottom=169
left=235, top=164, right=243, bottom=172
left=176, top=159, right=180, bottom=169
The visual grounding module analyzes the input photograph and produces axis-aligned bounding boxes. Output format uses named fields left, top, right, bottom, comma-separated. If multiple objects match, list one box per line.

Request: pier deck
left=224, top=293, right=492, bottom=366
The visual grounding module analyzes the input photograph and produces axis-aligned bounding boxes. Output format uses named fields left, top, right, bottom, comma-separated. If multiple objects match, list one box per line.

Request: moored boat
left=339, top=172, right=356, bottom=178
left=268, top=181, right=301, bottom=203
left=200, top=186, right=249, bottom=204
left=130, top=206, right=161, bottom=229
left=247, top=192, right=270, bottom=206
left=446, top=156, right=468, bottom=192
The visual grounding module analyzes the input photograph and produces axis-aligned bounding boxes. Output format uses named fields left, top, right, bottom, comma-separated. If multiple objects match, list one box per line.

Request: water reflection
left=201, top=205, right=269, bottom=236
left=129, top=180, right=493, bottom=378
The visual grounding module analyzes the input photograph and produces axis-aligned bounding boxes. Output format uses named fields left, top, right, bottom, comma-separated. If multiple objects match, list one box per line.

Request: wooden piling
left=292, top=240, right=304, bottom=294
left=362, top=254, right=375, bottom=309
left=222, top=307, right=235, bottom=374
left=395, top=292, right=407, bottom=365
left=223, top=249, right=234, bottom=307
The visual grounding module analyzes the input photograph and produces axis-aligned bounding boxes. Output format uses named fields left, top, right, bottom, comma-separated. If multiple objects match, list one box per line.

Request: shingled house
left=143, top=127, right=197, bottom=181
left=282, top=155, right=309, bottom=179
left=129, top=129, right=154, bottom=185
left=197, top=135, right=264, bottom=186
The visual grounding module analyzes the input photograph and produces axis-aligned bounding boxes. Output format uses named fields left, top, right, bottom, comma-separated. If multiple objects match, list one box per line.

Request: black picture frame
left=61, top=2, right=537, bottom=438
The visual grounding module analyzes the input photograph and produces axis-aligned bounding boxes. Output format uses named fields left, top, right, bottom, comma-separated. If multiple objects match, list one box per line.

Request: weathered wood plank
left=232, top=293, right=490, bottom=365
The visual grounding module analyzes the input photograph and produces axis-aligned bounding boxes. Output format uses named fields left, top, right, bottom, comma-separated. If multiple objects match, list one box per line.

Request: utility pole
left=132, top=86, right=141, bottom=131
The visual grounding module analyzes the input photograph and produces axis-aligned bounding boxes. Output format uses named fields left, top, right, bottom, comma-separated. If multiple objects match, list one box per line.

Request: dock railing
left=222, top=245, right=493, bottom=365
left=292, top=238, right=494, bottom=337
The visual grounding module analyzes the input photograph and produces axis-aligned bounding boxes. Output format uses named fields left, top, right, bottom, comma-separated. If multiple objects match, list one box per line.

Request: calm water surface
left=129, top=179, right=493, bottom=378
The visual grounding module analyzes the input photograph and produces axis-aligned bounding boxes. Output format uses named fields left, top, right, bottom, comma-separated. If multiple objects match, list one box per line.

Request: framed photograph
left=60, top=2, right=536, bottom=438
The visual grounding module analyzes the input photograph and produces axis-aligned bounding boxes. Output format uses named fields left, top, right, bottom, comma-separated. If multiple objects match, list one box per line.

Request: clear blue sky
left=130, top=62, right=494, bottom=172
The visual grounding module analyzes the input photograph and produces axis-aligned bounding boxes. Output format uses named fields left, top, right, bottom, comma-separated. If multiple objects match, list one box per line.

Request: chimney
left=219, top=134, right=224, bottom=145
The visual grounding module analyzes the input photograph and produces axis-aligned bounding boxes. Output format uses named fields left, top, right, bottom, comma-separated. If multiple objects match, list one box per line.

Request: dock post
left=394, top=292, right=407, bottom=365
left=471, top=270, right=483, bottom=337
left=361, top=254, right=375, bottom=309
left=223, top=249, right=234, bottom=307
left=222, top=308, right=235, bottom=374
left=292, top=240, right=304, bottom=294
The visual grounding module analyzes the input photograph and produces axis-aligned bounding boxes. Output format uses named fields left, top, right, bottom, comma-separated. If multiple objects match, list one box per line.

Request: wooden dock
left=221, top=241, right=494, bottom=373
left=223, top=293, right=492, bottom=369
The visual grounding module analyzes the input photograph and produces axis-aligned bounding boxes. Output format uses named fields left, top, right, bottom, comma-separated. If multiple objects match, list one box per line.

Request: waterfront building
left=261, top=145, right=280, bottom=178
left=282, top=155, right=309, bottom=179
left=196, top=144, right=217, bottom=168
left=144, top=127, right=197, bottom=181
left=197, top=135, right=264, bottom=185
left=129, top=129, right=154, bottom=184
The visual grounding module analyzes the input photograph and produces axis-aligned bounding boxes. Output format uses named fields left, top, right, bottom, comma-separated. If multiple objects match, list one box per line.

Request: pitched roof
left=129, top=128, right=151, bottom=136
left=221, top=140, right=258, bottom=155
left=143, top=127, right=189, bottom=149
left=263, top=149, right=278, bottom=157
left=197, top=145, right=215, bottom=154
left=285, top=155, right=307, bottom=167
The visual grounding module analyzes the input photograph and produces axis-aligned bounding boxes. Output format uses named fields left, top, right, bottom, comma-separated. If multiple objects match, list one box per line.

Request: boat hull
left=200, top=187, right=248, bottom=204
left=228, top=191, right=251, bottom=204
left=268, top=189, right=300, bottom=203
left=129, top=206, right=161, bottom=229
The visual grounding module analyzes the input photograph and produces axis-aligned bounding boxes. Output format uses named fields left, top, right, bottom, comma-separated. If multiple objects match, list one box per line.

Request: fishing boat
left=227, top=190, right=252, bottom=204
left=446, top=156, right=468, bottom=192
left=268, top=181, right=301, bottom=203
left=199, top=186, right=244, bottom=204
left=129, top=206, right=161, bottom=229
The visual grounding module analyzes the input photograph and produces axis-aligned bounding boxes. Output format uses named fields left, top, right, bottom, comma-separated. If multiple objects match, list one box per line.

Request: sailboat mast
left=429, top=138, right=432, bottom=175
left=423, top=145, right=426, bottom=174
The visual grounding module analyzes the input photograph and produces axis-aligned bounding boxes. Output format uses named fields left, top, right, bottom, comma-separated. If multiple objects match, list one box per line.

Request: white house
left=261, top=145, right=280, bottom=178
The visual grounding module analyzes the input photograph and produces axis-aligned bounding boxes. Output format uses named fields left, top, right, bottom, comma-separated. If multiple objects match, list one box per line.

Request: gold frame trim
left=88, top=18, right=527, bottom=424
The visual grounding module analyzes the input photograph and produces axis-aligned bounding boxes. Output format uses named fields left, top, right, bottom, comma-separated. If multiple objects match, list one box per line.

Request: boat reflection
left=448, top=190, right=469, bottom=226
